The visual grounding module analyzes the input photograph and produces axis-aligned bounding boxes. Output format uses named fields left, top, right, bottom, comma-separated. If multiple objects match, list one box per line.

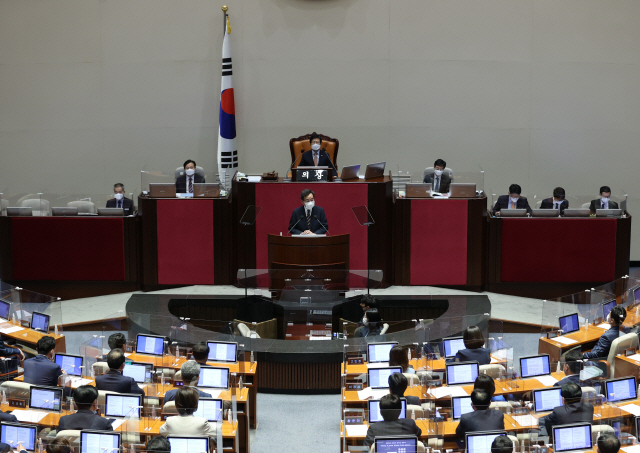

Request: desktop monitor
left=367, top=342, right=398, bottom=364
left=197, top=366, right=230, bottom=389
left=0, top=423, right=36, bottom=452
left=30, top=312, right=49, bottom=333
left=80, top=430, right=121, bottom=453
left=167, top=436, right=209, bottom=453
left=452, top=396, right=474, bottom=420
left=533, top=388, right=563, bottom=413
left=367, top=367, right=403, bottom=389
left=54, top=353, right=83, bottom=376
left=552, top=423, right=592, bottom=453
left=0, top=300, right=10, bottom=321
left=519, top=354, right=551, bottom=379
left=605, top=376, right=637, bottom=402
left=635, top=286, right=640, bottom=305
left=558, top=313, right=580, bottom=334
left=206, top=341, right=238, bottom=363
left=442, top=336, right=466, bottom=358
left=29, top=386, right=62, bottom=412
left=368, top=398, right=407, bottom=423
left=123, top=362, right=153, bottom=383
left=445, top=361, right=479, bottom=386
left=193, top=398, right=223, bottom=422
left=602, top=300, right=617, bottom=321
left=466, top=431, right=507, bottom=453
left=635, top=416, right=640, bottom=438
left=135, top=334, right=165, bottom=356
left=374, top=435, right=418, bottom=453
left=104, top=393, right=143, bottom=418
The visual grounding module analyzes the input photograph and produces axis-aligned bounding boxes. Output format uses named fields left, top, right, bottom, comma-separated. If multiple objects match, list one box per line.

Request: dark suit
left=175, top=174, right=205, bottom=193
left=582, top=326, right=621, bottom=359
left=58, top=409, right=113, bottom=432
left=492, top=195, right=532, bottom=215
left=423, top=172, right=451, bottom=194
left=163, top=387, right=212, bottom=403
left=288, top=206, right=329, bottom=235
left=540, top=402, right=594, bottom=439
left=0, top=341, right=21, bottom=358
left=540, top=198, right=569, bottom=215
left=455, top=409, right=504, bottom=448
left=553, top=374, right=581, bottom=388
left=447, top=348, right=491, bottom=365
left=589, top=199, right=619, bottom=214
left=23, top=355, right=63, bottom=387
left=106, top=197, right=134, bottom=215
left=364, top=418, right=422, bottom=446
left=298, top=149, right=334, bottom=169
left=0, top=411, right=18, bottom=423
left=95, top=369, right=145, bottom=396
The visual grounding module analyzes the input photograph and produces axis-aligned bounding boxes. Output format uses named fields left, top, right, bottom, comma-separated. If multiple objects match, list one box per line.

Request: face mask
left=434, top=169, right=443, bottom=176
left=601, top=196, right=609, bottom=203
left=185, top=169, right=195, bottom=176
left=305, top=201, right=315, bottom=210
left=311, top=143, right=321, bottom=151
left=363, top=318, right=369, bottom=326
left=509, top=197, right=519, bottom=204
left=114, top=193, right=124, bottom=200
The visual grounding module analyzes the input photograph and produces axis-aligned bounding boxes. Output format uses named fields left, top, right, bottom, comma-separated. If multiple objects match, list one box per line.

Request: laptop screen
left=0, top=423, right=36, bottom=452
left=31, top=312, right=49, bottom=332
left=80, top=431, right=121, bottom=453
left=198, top=366, right=230, bottom=389
left=0, top=300, right=10, bottom=321
left=603, top=300, right=617, bottom=320
left=533, top=388, right=563, bottom=412
left=559, top=313, right=580, bottom=334
left=553, top=423, right=592, bottom=452
left=368, top=399, right=406, bottom=423
left=446, top=362, right=479, bottom=385
left=29, top=386, right=62, bottom=412
left=135, top=334, right=164, bottom=356
left=167, top=436, right=209, bottom=453
left=375, top=436, right=418, bottom=453
left=55, top=354, right=83, bottom=376
left=466, top=432, right=507, bottom=453
left=193, top=398, right=223, bottom=422
left=105, top=394, right=142, bottom=418
left=443, top=337, right=466, bottom=358
left=452, top=396, right=474, bottom=419
left=605, top=376, right=637, bottom=402
left=367, top=367, right=403, bottom=389
left=520, top=355, right=551, bottom=378
left=368, top=342, right=397, bottom=363
left=123, top=363, right=152, bottom=383
left=207, top=341, right=238, bottom=363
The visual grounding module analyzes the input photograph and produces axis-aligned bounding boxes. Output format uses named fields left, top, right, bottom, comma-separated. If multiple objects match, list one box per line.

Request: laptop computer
left=135, top=334, right=165, bottom=356
left=52, top=207, right=78, bottom=216
left=602, top=300, right=617, bottom=320
left=105, top=393, right=143, bottom=419
left=563, top=209, right=591, bottom=218
left=97, top=207, right=125, bottom=216
left=452, top=395, right=474, bottom=419
left=533, top=387, right=563, bottom=413
left=364, top=162, right=386, bottom=180
left=446, top=361, right=479, bottom=386
left=149, top=183, right=177, bottom=198
left=123, top=362, right=154, bottom=383
left=466, top=431, right=507, bottom=453
left=532, top=208, right=559, bottom=217
left=520, top=354, right=551, bottom=379
left=0, top=422, right=37, bottom=452
left=596, top=209, right=622, bottom=218
left=206, top=341, right=238, bottom=363
left=54, top=353, right=83, bottom=376
left=374, top=435, right=418, bottom=453
left=340, top=165, right=360, bottom=181
left=29, top=386, right=63, bottom=412
left=30, top=312, right=49, bottom=333
left=449, top=183, right=476, bottom=198
left=499, top=209, right=527, bottom=217
left=197, top=366, right=230, bottom=390
left=167, top=436, right=209, bottom=453
left=442, top=336, right=466, bottom=358
left=367, top=342, right=398, bottom=365
left=559, top=313, right=580, bottom=334
left=605, top=376, right=637, bottom=402
left=193, top=183, right=220, bottom=198
left=193, top=398, right=223, bottom=422
left=80, top=430, right=122, bottom=453
left=367, top=367, right=403, bottom=389
left=552, top=423, right=592, bottom=453
left=0, top=300, right=10, bottom=321
left=368, top=398, right=406, bottom=423
left=405, top=183, right=432, bottom=198
left=6, top=207, right=32, bottom=216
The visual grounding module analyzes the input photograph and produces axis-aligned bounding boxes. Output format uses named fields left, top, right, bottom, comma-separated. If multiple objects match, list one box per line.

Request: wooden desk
left=0, top=320, right=66, bottom=353
left=614, top=355, right=640, bottom=379
left=341, top=357, right=508, bottom=376
left=538, top=326, right=607, bottom=362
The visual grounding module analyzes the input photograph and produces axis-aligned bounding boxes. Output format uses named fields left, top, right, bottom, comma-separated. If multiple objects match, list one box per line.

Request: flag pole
left=222, top=5, right=228, bottom=28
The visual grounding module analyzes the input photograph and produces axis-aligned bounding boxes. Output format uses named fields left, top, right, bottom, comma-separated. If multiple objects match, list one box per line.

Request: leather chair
left=67, top=200, right=96, bottom=214
left=289, top=132, right=339, bottom=170
left=21, top=198, right=51, bottom=216
left=423, top=166, right=454, bottom=182
left=174, top=166, right=205, bottom=181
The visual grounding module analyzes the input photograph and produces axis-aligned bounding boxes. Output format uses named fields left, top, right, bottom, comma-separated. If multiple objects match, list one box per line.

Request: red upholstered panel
left=12, top=218, right=125, bottom=281
left=500, top=219, right=617, bottom=282
left=410, top=200, right=468, bottom=285
left=157, top=200, right=214, bottom=285
left=254, top=183, right=368, bottom=270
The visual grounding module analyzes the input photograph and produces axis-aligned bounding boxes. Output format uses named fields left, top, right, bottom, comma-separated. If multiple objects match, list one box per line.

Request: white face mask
left=185, top=169, right=195, bottom=176
left=509, top=197, right=519, bottom=204
left=305, top=201, right=315, bottom=210
left=434, top=169, right=443, bottom=176
left=601, top=196, right=609, bottom=203
left=363, top=317, right=369, bottom=326
left=311, top=143, right=321, bottom=151
left=114, top=193, right=124, bottom=200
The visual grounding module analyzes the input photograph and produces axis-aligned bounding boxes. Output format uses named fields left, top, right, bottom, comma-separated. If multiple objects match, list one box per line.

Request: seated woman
left=389, top=345, right=415, bottom=374
left=354, top=309, right=383, bottom=338
left=583, top=305, right=627, bottom=360
left=474, top=373, right=505, bottom=402
left=159, top=387, right=217, bottom=438
left=447, top=326, right=491, bottom=365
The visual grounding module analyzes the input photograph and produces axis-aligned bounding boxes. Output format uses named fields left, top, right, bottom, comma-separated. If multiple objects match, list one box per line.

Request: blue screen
left=31, top=312, right=49, bottom=332
left=606, top=377, right=637, bottom=402
left=520, top=355, right=550, bottom=378
left=533, top=388, right=563, bottom=412
left=603, top=300, right=617, bottom=320
left=553, top=425, right=592, bottom=452
left=559, top=314, right=579, bottom=334
left=135, top=335, right=164, bottom=355
left=368, top=399, right=406, bottom=423
left=0, top=424, right=36, bottom=451
left=467, top=433, right=506, bottom=453
left=376, top=437, right=417, bottom=453
left=368, top=367, right=403, bottom=389
left=443, top=338, right=466, bottom=358
left=0, top=301, right=10, bottom=320
left=55, top=354, right=83, bottom=376
left=81, top=432, right=120, bottom=453
left=446, top=363, right=479, bottom=385
left=452, top=396, right=473, bottom=419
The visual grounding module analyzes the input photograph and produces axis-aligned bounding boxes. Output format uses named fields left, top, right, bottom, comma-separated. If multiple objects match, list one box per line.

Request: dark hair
left=108, top=333, right=127, bottom=350
left=309, top=132, right=321, bottom=143
left=379, top=393, right=401, bottom=421
left=610, top=305, right=626, bottom=326
left=434, top=159, right=447, bottom=168
left=388, top=346, right=410, bottom=372
left=388, top=372, right=408, bottom=397
left=175, top=386, right=199, bottom=415
left=364, top=308, right=381, bottom=325
left=73, top=385, right=99, bottom=410
left=470, top=388, right=491, bottom=409
left=560, top=382, right=582, bottom=402
left=474, top=374, right=496, bottom=398
left=107, top=348, right=126, bottom=370
left=597, top=433, right=621, bottom=453
left=36, top=336, right=56, bottom=355
left=463, top=326, right=485, bottom=349
left=147, top=436, right=172, bottom=453
left=300, top=188, right=315, bottom=201
left=113, top=183, right=125, bottom=191
left=183, top=159, right=196, bottom=169
left=508, top=184, right=522, bottom=195
left=192, top=342, right=210, bottom=363
left=491, top=436, right=513, bottom=453
left=563, top=348, right=582, bottom=375
left=553, top=187, right=566, bottom=199
left=46, top=438, right=72, bottom=453
left=360, top=294, right=378, bottom=310
left=600, top=186, right=612, bottom=195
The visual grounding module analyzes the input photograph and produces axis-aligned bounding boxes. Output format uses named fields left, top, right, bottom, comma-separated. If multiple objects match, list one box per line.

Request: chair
left=20, top=198, right=50, bottom=216
left=174, top=166, right=205, bottom=180
left=536, top=199, right=543, bottom=208
left=92, top=362, right=109, bottom=376
left=0, top=199, right=8, bottom=214
left=289, top=132, right=339, bottom=170
left=67, top=200, right=96, bottom=214
left=489, top=401, right=514, bottom=413
left=592, top=425, right=614, bottom=442
left=56, top=430, right=81, bottom=447
left=379, top=323, right=389, bottom=335
left=607, top=333, right=639, bottom=378
left=581, top=386, right=597, bottom=402
left=0, top=380, right=32, bottom=399
left=162, top=401, right=178, bottom=415
left=404, top=373, right=420, bottom=386
left=237, top=323, right=261, bottom=338
left=422, top=167, right=454, bottom=182
left=582, top=202, right=591, bottom=209
left=479, top=364, right=505, bottom=379
left=406, top=404, right=424, bottom=419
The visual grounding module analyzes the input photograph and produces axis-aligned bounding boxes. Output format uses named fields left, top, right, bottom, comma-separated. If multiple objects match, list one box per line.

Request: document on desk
left=535, top=375, right=559, bottom=387
left=0, top=326, right=24, bottom=334
left=511, top=415, right=538, bottom=427
left=70, top=378, right=94, bottom=387
left=619, top=404, right=640, bottom=416
left=597, top=323, right=611, bottom=330
left=11, top=410, right=48, bottom=422
left=622, top=445, right=640, bottom=453
left=357, top=387, right=389, bottom=400
left=626, top=354, right=640, bottom=362
left=247, top=176, right=262, bottom=183
left=346, top=425, right=369, bottom=437
left=553, top=337, right=578, bottom=345
left=428, top=386, right=468, bottom=399
left=367, top=362, right=390, bottom=369
left=111, top=419, right=126, bottom=430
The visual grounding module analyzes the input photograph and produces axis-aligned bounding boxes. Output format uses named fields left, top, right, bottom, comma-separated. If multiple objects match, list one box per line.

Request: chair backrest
left=20, top=198, right=51, bottom=216
left=591, top=424, right=614, bottom=442
left=92, top=361, right=109, bottom=376
left=582, top=202, right=591, bottom=209
left=237, top=322, right=261, bottom=338
left=163, top=400, right=178, bottom=415
left=489, top=401, right=513, bottom=413
left=67, top=200, right=96, bottom=214
left=479, top=364, right=505, bottom=379
left=0, top=199, right=8, bottom=211
left=289, top=132, right=339, bottom=169
left=423, top=167, right=454, bottom=179
left=608, top=333, right=639, bottom=377
left=175, top=166, right=205, bottom=180
left=379, top=323, right=389, bottom=335
left=407, top=404, right=424, bottom=419
left=56, top=430, right=81, bottom=439
left=0, top=381, right=32, bottom=399
left=536, top=199, right=543, bottom=208
left=581, top=386, right=597, bottom=402
left=97, top=390, right=118, bottom=407
left=404, top=373, right=420, bottom=386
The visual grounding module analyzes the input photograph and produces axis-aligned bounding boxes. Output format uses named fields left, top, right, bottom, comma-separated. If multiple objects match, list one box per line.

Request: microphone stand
left=287, top=216, right=304, bottom=236
left=321, top=148, right=341, bottom=182
left=313, top=215, right=329, bottom=235
left=283, top=151, right=304, bottom=182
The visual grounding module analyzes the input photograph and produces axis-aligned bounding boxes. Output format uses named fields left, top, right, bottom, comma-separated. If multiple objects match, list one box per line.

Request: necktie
left=554, top=202, right=558, bottom=210
left=188, top=176, right=193, bottom=193
left=313, top=152, right=318, bottom=167
left=510, top=201, right=516, bottom=209
left=306, top=209, right=311, bottom=227
left=434, top=176, right=440, bottom=192
left=117, top=200, right=122, bottom=209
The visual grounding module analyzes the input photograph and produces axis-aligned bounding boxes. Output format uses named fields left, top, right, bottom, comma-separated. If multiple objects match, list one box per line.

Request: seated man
left=146, top=436, right=172, bottom=453
left=288, top=189, right=328, bottom=235
left=353, top=309, right=383, bottom=338
left=597, top=433, right=621, bottom=453
left=192, top=342, right=210, bottom=365
left=298, top=132, right=333, bottom=168
left=0, top=339, right=24, bottom=361
left=455, top=389, right=504, bottom=449
left=23, top=336, right=65, bottom=386
left=106, top=183, right=134, bottom=215
left=176, top=159, right=205, bottom=194
left=164, top=361, right=212, bottom=403
left=358, top=294, right=378, bottom=327
left=101, top=332, right=126, bottom=361
left=388, top=372, right=421, bottom=406
left=58, top=385, right=113, bottom=431
left=492, top=184, right=532, bottom=215
left=540, top=187, right=569, bottom=214
left=539, top=382, right=593, bottom=438
left=95, top=349, right=145, bottom=396
left=364, top=394, right=422, bottom=447
left=423, top=159, right=451, bottom=194
left=589, top=186, right=619, bottom=214
left=492, top=436, right=513, bottom=453
left=554, top=349, right=583, bottom=388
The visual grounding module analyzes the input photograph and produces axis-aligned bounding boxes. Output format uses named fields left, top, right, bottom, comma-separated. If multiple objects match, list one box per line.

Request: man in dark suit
left=597, top=433, right=621, bottom=453
left=106, top=183, right=134, bottom=215
left=0, top=340, right=24, bottom=360
left=539, top=382, right=593, bottom=439
left=288, top=189, right=329, bottom=235
left=389, top=372, right=421, bottom=407
left=455, top=389, right=504, bottom=449
left=589, top=186, right=619, bottom=214
left=191, top=342, right=209, bottom=365
left=175, top=159, right=205, bottom=193
left=101, top=332, right=127, bottom=361
left=95, top=349, right=145, bottom=396
left=164, top=361, right=212, bottom=403
left=0, top=410, right=18, bottom=423
left=423, top=158, right=451, bottom=194
left=554, top=349, right=583, bottom=388
left=23, top=336, right=64, bottom=386
left=541, top=187, right=569, bottom=215
left=364, top=394, right=422, bottom=447
left=492, top=184, right=532, bottom=215
left=298, top=132, right=334, bottom=169
left=58, top=385, right=113, bottom=432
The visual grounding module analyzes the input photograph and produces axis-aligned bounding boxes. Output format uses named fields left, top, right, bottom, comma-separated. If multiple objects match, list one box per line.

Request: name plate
left=296, top=169, right=328, bottom=182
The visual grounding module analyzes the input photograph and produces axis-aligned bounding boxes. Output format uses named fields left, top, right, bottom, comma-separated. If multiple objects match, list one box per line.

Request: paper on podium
left=535, top=375, right=558, bottom=386
left=428, top=386, right=468, bottom=399
left=12, top=410, right=48, bottom=422
left=619, top=404, right=640, bottom=416
left=512, top=414, right=538, bottom=427
left=346, top=425, right=369, bottom=437
left=291, top=234, right=326, bottom=237
left=357, top=387, right=389, bottom=400
left=553, top=337, right=578, bottom=345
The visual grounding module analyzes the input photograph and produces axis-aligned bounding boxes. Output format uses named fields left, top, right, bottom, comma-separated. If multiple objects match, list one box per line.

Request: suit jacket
left=423, top=172, right=452, bottom=194
left=0, top=340, right=21, bottom=358
left=159, top=414, right=217, bottom=438
left=298, top=149, right=334, bottom=169
left=541, top=402, right=594, bottom=439
left=106, top=197, right=134, bottom=215
left=163, top=387, right=212, bottom=403
left=540, top=198, right=569, bottom=215
left=95, top=369, right=145, bottom=396
left=492, top=195, right=532, bottom=215
left=447, top=348, right=491, bottom=365
left=288, top=205, right=329, bottom=235
left=455, top=409, right=504, bottom=448
left=353, top=324, right=383, bottom=338
left=0, top=411, right=17, bottom=423
left=582, top=326, right=620, bottom=359
left=58, top=409, right=113, bottom=432
left=364, top=418, right=422, bottom=446
left=175, top=173, right=205, bottom=193
left=553, top=374, right=581, bottom=388
left=23, top=355, right=63, bottom=387
left=589, top=199, right=620, bottom=214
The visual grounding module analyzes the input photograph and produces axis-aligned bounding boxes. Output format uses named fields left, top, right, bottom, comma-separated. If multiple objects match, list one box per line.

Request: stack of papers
left=511, top=414, right=538, bottom=427
left=535, top=375, right=558, bottom=386
left=345, top=425, right=369, bottom=437
left=356, top=387, right=390, bottom=400
left=69, top=378, right=93, bottom=387
left=553, top=337, right=578, bottom=345
left=427, top=386, right=468, bottom=399
left=11, top=410, right=48, bottom=422
left=619, top=404, right=640, bottom=416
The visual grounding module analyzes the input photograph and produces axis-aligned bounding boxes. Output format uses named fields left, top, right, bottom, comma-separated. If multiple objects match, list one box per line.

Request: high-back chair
left=423, top=167, right=454, bottom=181
left=67, top=200, right=96, bottom=214
left=289, top=132, right=339, bottom=170
left=21, top=198, right=50, bottom=216
left=607, top=333, right=639, bottom=378
left=174, top=166, right=205, bottom=180
left=479, top=364, right=505, bottom=379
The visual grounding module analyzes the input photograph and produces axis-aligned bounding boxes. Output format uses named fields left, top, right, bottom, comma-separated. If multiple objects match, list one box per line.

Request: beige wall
left=1, top=0, right=639, bottom=258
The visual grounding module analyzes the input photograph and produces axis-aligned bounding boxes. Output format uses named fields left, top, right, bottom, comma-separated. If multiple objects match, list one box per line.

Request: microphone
left=320, top=148, right=341, bottom=182
left=288, top=216, right=304, bottom=235
left=313, top=215, right=329, bottom=235
left=283, top=150, right=304, bottom=182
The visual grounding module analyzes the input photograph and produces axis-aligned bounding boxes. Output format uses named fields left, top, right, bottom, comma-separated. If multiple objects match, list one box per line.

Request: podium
left=267, top=233, right=349, bottom=269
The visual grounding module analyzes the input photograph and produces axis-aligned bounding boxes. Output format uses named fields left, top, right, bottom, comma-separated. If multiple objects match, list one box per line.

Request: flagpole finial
left=222, top=5, right=228, bottom=12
